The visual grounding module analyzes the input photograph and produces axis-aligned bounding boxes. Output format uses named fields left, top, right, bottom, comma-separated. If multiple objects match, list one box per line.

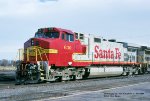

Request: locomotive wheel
left=21, top=63, right=41, bottom=84
left=24, top=70, right=41, bottom=84
left=71, top=75, right=76, bottom=81
left=56, top=76, right=62, bottom=82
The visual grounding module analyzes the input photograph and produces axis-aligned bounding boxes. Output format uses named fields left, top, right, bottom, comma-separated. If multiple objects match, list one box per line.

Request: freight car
left=15, top=27, right=150, bottom=84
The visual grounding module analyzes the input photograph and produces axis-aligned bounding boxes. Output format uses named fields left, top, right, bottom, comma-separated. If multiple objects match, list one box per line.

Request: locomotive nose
left=24, top=38, right=50, bottom=61
left=26, top=38, right=49, bottom=48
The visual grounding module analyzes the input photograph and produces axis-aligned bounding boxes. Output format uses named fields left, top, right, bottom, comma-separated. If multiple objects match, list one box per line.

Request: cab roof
left=38, top=27, right=74, bottom=34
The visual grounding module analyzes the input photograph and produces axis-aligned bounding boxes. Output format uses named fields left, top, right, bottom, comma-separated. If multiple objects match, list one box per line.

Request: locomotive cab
left=24, top=27, right=86, bottom=65
left=16, top=27, right=86, bottom=84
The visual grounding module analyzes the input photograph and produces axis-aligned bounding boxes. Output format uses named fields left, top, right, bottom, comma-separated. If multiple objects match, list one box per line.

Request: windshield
left=35, top=32, right=60, bottom=38
left=45, top=32, right=59, bottom=38
left=35, top=33, right=45, bottom=38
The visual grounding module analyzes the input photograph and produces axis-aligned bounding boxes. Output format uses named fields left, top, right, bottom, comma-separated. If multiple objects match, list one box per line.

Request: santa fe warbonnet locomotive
left=15, top=27, right=150, bottom=84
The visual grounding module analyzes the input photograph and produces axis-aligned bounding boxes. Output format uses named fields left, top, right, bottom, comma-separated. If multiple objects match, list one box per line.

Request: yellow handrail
left=25, top=47, right=49, bottom=62
left=43, top=49, right=49, bottom=61
left=37, top=48, right=43, bottom=61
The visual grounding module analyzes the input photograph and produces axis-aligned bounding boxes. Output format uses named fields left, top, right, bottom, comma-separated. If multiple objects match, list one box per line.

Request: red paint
left=115, top=48, right=121, bottom=59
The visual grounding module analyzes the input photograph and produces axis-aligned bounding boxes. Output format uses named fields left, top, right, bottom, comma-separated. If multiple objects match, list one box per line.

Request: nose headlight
left=31, top=39, right=34, bottom=46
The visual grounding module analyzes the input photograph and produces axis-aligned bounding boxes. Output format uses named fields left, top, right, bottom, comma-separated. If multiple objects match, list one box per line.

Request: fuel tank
left=88, top=66, right=123, bottom=78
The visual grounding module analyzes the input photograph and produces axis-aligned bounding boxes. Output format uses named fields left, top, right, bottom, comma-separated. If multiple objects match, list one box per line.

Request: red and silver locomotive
left=15, top=27, right=150, bottom=84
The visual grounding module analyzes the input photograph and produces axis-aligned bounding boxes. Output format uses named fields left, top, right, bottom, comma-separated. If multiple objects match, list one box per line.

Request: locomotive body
left=15, top=27, right=150, bottom=84
left=73, top=34, right=138, bottom=65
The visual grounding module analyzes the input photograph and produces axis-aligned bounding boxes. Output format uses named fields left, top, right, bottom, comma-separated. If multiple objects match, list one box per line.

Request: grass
left=0, top=66, right=16, bottom=71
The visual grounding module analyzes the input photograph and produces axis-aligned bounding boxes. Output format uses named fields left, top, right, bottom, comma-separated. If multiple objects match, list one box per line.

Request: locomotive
left=15, top=27, right=150, bottom=84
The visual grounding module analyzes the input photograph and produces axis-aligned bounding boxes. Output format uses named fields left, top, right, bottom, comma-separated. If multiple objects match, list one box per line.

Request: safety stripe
left=26, top=46, right=58, bottom=56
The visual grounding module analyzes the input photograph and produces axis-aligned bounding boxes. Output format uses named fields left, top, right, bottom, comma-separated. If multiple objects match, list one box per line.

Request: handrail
left=37, top=48, right=43, bottom=61
left=43, top=49, right=49, bottom=61
left=20, top=47, right=49, bottom=62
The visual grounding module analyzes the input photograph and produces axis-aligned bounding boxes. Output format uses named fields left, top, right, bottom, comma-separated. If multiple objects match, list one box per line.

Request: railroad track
left=0, top=72, right=149, bottom=89
left=0, top=73, right=150, bottom=101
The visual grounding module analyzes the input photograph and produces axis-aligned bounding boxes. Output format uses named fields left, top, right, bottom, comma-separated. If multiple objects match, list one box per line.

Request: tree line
left=0, top=59, right=15, bottom=67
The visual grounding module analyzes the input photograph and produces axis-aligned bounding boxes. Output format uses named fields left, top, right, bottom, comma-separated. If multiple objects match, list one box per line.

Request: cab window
left=70, top=34, right=74, bottom=41
left=66, top=34, right=69, bottom=41
left=65, top=33, right=74, bottom=42
left=62, top=33, right=65, bottom=40
left=45, top=32, right=59, bottom=38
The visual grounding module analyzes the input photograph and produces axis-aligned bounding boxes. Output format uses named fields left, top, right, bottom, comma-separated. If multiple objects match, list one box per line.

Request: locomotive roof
left=127, top=43, right=141, bottom=48
left=39, top=27, right=74, bottom=34
left=54, top=27, right=74, bottom=34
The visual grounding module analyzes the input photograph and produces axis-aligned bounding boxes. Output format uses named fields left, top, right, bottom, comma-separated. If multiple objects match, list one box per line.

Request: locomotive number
left=64, top=45, right=72, bottom=50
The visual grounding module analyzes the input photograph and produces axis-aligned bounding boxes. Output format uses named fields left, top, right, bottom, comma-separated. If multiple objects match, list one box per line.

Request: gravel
left=0, top=73, right=150, bottom=101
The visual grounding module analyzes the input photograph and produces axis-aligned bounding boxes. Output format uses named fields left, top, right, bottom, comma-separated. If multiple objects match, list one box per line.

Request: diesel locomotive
left=15, top=27, right=150, bottom=84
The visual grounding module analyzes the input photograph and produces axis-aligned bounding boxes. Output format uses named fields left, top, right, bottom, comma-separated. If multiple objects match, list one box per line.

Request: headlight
left=31, top=39, right=34, bottom=46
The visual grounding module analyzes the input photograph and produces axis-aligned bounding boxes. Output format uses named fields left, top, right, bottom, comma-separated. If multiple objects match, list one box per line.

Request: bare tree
left=1, top=59, right=9, bottom=67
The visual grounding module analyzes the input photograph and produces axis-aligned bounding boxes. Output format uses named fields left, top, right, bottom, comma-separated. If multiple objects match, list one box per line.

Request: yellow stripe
left=26, top=46, right=58, bottom=56
left=44, top=49, right=58, bottom=54
left=73, top=53, right=85, bottom=55
left=73, top=59, right=138, bottom=64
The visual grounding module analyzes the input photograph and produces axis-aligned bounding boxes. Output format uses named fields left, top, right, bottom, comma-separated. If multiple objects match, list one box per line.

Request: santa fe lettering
left=94, top=45, right=121, bottom=59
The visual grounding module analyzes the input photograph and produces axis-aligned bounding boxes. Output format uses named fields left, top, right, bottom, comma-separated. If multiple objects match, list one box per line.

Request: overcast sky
left=0, top=0, right=150, bottom=60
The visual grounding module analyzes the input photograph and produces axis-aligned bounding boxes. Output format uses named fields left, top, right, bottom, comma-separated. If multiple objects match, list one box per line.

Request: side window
left=94, top=38, right=101, bottom=43
left=70, top=34, right=74, bottom=42
left=75, top=33, right=78, bottom=39
left=65, top=33, right=74, bottom=42
left=62, top=33, right=65, bottom=40
left=66, top=34, right=69, bottom=41
left=80, top=34, right=84, bottom=40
